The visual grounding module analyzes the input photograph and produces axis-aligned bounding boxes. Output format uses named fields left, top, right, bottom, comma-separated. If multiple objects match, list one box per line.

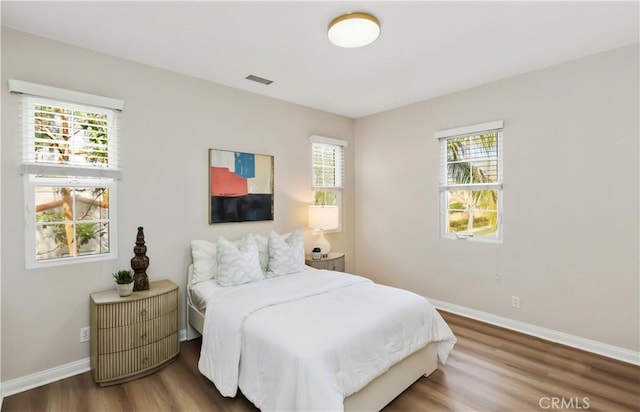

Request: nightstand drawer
left=95, top=332, right=179, bottom=382
left=95, top=288, right=178, bottom=328
left=97, top=311, right=178, bottom=354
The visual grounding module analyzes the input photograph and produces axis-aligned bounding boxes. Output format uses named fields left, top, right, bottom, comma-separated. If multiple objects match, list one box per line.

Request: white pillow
left=191, top=240, right=218, bottom=284
left=266, top=229, right=305, bottom=278
left=216, top=234, right=264, bottom=286
left=254, top=234, right=270, bottom=274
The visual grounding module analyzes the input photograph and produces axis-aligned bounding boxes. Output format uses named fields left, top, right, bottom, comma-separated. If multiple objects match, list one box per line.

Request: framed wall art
left=209, top=149, right=274, bottom=224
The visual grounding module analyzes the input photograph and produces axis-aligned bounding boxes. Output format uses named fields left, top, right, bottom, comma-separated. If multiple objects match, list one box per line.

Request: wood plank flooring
left=2, top=311, right=638, bottom=412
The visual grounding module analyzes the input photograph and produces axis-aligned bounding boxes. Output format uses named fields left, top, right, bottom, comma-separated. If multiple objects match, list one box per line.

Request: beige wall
left=354, top=44, right=639, bottom=351
left=0, top=28, right=355, bottom=381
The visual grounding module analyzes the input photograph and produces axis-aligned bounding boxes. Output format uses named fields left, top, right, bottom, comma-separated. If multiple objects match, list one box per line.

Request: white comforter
left=198, top=269, right=456, bottom=412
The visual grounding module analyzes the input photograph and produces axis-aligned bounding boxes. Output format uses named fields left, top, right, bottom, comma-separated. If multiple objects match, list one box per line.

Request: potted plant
left=113, top=269, right=134, bottom=297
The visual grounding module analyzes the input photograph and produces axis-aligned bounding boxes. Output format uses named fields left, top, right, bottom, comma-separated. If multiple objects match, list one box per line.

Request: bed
left=186, top=232, right=456, bottom=412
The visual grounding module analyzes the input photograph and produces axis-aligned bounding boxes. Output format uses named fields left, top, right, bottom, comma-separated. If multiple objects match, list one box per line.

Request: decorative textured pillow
left=266, top=229, right=305, bottom=278
left=254, top=234, right=270, bottom=274
left=190, top=240, right=218, bottom=284
left=216, top=234, right=264, bottom=287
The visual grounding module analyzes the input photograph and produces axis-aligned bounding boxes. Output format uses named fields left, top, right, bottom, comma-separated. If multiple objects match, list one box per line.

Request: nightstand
left=305, top=252, right=345, bottom=272
left=90, top=279, right=180, bottom=385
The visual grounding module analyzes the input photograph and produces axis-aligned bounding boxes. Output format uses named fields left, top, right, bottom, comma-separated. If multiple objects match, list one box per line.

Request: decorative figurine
left=131, top=226, right=150, bottom=291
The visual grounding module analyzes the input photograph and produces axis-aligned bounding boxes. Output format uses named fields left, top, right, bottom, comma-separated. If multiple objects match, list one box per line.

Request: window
left=310, top=135, right=347, bottom=227
left=310, top=135, right=347, bottom=206
left=436, top=120, right=503, bottom=241
left=10, top=80, right=123, bottom=268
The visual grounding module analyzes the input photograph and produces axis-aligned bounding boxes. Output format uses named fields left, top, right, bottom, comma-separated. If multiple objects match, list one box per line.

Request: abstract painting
left=209, top=149, right=274, bottom=224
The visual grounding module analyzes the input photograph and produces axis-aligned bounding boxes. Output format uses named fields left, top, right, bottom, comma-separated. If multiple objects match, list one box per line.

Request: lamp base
left=313, top=230, right=331, bottom=257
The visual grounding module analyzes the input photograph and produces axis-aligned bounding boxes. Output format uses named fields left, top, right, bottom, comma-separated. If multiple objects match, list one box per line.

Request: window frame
left=310, top=135, right=347, bottom=232
left=24, top=175, right=118, bottom=269
left=436, top=120, right=504, bottom=242
left=10, top=79, right=123, bottom=268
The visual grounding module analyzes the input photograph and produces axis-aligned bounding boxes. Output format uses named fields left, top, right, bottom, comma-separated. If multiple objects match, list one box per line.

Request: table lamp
left=308, top=205, right=339, bottom=257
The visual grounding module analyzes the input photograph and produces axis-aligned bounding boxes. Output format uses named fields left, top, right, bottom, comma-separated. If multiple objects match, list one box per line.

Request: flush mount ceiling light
left=328, top=12, right=380, bottom=48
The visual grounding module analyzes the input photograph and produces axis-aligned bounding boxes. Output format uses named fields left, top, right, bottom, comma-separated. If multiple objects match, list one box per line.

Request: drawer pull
left=140, top=308, right=147, bottom=318
left=142, top=357, right=148, bottom=364
left=140, top=333, right=147, bottom=341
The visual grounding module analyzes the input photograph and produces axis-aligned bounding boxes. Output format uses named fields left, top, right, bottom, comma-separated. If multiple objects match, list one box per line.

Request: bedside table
left=305, top=252, right=345, bottom=272
left=90, top=279, right=179, bottom=385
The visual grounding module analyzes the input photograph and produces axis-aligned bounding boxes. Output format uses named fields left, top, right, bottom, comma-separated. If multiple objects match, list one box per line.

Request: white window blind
left=10, top=79, right=123, bottom=178
left=310, top=135, right=347, bottom=191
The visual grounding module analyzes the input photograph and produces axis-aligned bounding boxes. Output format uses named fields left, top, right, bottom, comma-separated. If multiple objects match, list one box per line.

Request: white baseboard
left=1, top=358, right=90, bottom=398
left=1, top=328, right=189, bottom=398
left=429, top=298, right=640, bottom=366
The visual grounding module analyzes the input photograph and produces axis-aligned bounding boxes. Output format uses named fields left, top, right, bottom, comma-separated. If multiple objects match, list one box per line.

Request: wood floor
left=3, top=311, right=639, bottom=412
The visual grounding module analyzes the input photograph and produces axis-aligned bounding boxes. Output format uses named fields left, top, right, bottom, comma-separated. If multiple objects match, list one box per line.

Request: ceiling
left=2, top=1, right=638, bottom=119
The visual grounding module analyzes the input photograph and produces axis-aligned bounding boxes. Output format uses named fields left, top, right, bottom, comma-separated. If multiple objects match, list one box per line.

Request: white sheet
left=188, top=264, right=318, bottom=312
left=197, top=268, right=456, bottom=412
left=188, top=276, right=224, bottom=312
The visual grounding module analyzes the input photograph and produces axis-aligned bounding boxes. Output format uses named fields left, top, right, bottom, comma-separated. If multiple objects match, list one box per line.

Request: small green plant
left=112, top=269, right=133, bottom=284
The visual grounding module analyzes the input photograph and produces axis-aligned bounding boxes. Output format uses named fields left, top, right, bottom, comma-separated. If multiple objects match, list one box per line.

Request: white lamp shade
left=308, top=206, right=339, bottom=230
left=328, top=12, right=380, bottom=48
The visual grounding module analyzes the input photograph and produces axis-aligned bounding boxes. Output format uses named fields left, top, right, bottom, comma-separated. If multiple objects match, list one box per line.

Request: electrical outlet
left=511, top=296, right=521, bottom=308
left=80, top=327, right=90, bottom=342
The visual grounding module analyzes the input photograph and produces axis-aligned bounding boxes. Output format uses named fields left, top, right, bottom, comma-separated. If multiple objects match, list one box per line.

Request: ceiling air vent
left=245, top=74, right=274, bottom=85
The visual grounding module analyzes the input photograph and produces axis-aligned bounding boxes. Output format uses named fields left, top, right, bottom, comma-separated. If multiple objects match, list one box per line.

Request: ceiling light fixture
left=328, top=12, right=380, bottom=48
